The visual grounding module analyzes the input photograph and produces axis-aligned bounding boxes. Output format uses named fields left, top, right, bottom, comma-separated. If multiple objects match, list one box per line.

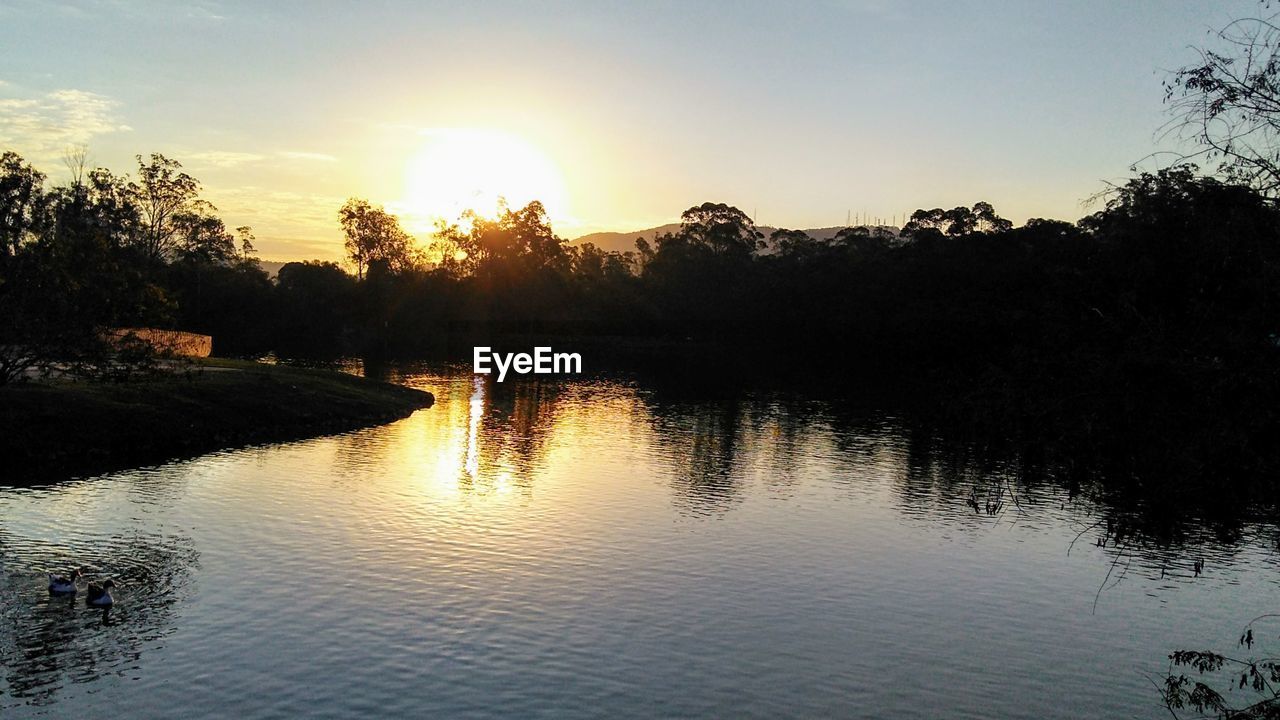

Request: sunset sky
left=0, top=0, right=1259, bottom=261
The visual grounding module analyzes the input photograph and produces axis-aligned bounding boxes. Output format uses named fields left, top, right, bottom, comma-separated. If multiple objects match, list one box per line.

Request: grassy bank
left=0, top=358, right=434, bottom=483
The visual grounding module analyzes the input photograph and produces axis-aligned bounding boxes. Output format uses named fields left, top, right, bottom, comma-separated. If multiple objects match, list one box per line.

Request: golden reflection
left=347, top=370, right=764, bottom=514
left=313, top=366, right=1051, bottom=530
left=377, top=372, right=570, bottom=499
left=453, top=379, right=562, bottom=495
left=332, top=368, right=883, bottom=518
left=465, top=375, right=484, bottom=480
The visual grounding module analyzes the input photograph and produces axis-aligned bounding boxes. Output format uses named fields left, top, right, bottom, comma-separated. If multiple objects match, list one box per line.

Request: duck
left=85, top=579, right=115, bottom=607
left=48, top=568, right=82, bottom=595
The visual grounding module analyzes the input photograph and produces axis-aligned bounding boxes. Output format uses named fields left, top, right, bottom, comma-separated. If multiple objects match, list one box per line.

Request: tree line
left=3, top=150, right=1278, bottom=384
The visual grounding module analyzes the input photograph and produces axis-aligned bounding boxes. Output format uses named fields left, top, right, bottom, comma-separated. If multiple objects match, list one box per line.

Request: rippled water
left=2, top=365, right=1279, bottom=718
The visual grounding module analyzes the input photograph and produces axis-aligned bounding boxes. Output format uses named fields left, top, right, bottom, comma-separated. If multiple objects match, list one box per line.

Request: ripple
left=0, top=365, right=1275, bottom=718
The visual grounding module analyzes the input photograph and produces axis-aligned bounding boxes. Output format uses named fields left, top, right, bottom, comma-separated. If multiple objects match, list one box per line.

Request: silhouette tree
left=436, top=200, right=570, bottom=279
left=970, top=201, right=1013, bottom=233
left=833, top=225, right=895, bottom=254
left=0, top=153, right=49, bottom=383
left=902, top=202, right=1012, bottom=238
left=768, top=227, right=819, bottom=256
left=339, top=198, right=419, bottom=280
left=48, top=167, right=143, bottom=254
left=1165, top=2, right=1280, bottom=195
left=130, top=153, right=201, bottom=262
left=171, top=202, right=243, bottom=265
left=678, top=202, right=763, bottom=257
left=635, top=203, right=764, bottom=339
left=1080, top=165, right=1280, bottom=363
left=433, top=200, right=575, bottom=334
left=274, top=261, right=357, bottom=356
left=62, top=144, right=89, bottom=187
left=0, top=151, right=46, bottom=265
left=572, top=241, right=636, bottom=279
left=0, top=151, right=171, bottom=382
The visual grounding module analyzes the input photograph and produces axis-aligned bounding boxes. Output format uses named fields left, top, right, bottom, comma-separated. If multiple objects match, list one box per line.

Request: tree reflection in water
left=4, top=363, right=1280, bottom=718
left=372, top=363, right=1280, bottom=562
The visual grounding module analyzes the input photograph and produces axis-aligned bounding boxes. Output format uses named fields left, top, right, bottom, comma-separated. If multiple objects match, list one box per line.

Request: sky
left=0, top=0, right=1263, bottom=261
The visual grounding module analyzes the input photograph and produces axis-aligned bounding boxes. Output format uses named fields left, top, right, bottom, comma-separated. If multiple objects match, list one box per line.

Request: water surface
left=2, top=365, right=1277, bottom=718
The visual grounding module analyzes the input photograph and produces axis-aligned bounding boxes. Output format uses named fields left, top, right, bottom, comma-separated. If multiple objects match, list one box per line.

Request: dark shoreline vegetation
left=0, top=358, right=433, bottom=483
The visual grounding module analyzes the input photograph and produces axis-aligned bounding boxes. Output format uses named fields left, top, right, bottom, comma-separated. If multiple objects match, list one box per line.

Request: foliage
left=1165, top=1, right=1280, bottom=195
left=131, top=153, right=202, bottom=262
left=1163, top=618, right=1280, bottom=718
left=677, top=202, right=763, bottom=257
left=436, top=200, right=570, bottom=278
left=273, top=261, right=356, bottom=357
left=430, top=200, right=578, bottom=337
left=901, top=201, right=1012, bottom=238
left=0, top=151, right=45, bottom=264
left=0, top=150, right=267, bottom=381
left=339, top=198, right=420, bottom=280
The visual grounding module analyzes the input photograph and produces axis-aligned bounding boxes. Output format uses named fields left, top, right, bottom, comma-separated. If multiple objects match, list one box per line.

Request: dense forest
left=4, top=152, right=1276, bottom=374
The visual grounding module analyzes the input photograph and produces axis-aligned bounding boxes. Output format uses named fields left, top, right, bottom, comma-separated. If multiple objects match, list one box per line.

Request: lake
left=2, top=364, right=1277, bottom=718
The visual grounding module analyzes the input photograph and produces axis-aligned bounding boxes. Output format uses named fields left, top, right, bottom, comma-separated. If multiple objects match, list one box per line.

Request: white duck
left=48, top=569, right=82, bottom=595
left=85, top=579, right=115, bottom=607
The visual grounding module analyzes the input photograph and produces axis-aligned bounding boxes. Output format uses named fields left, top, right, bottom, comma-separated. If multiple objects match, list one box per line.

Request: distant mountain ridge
left=571, top=224, right=896, bottom=254
left=257, top=260, right=288, bottom=278
left=258, top=225, right=900, bottom=270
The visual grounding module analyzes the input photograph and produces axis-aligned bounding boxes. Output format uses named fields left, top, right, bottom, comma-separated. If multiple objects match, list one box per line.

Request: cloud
left=185, top=3, right=226, bottom=21
left=252, top=236, right=342, bottom=262
left=203, top=185, right=347, bottom=261
left=0, top=86, right=130, bottom=161
left=277, top=151, right=337, bottom=162
left=823, top=0, right=903, bottom=20
left=186, top=150, right=266, bottom=168
left=183, top=149, right=338, bottom=169
left=203, top=185, right=343, bottom=230
left=5, top=1, right=229, bottom=22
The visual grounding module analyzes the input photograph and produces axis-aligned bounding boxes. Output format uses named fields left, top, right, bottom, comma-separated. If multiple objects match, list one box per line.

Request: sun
left=400, top=128, right=567, bottom=231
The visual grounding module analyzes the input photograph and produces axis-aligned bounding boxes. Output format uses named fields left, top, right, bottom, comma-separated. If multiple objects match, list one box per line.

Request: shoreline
left=0, top=358, right=434, bottom=485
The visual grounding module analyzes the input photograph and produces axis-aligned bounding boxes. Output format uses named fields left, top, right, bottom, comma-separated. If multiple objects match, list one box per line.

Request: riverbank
left=0, top=358, right=434, bottom=484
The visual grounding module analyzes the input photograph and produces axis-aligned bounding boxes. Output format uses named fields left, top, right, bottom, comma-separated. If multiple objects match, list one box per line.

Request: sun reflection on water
left=4, top=365, right=1280, bottom=719
left=466, top=374, right=483, bottom=481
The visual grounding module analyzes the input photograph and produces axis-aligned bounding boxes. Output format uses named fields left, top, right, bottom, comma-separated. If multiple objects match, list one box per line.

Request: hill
left=258, top=259, right=288, bottom=278
left=571, top=224, right=898, bottom=253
